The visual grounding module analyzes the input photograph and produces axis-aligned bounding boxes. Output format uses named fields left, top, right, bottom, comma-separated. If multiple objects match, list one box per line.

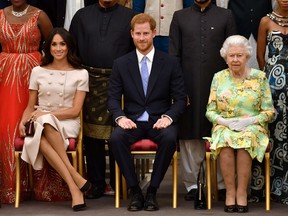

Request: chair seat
left=14, top=137, right=78, bottom=151
left=130, top=139, right=158, bottom=151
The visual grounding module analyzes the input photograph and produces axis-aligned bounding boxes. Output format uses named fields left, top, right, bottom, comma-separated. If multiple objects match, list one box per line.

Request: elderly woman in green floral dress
left=205, top=35, right=274, bottom=213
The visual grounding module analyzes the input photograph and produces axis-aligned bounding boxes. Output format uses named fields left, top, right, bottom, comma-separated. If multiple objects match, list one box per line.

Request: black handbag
left=25, top=120, right=35, bottom=136
left=194, top=160, right=207, bottom=210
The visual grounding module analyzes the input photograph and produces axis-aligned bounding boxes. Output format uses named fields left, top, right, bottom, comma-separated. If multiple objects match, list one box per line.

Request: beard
left=194, top=0, right=210, bottom=4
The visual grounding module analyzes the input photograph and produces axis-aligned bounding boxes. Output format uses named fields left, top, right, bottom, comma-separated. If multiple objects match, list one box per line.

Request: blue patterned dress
left=260, top=30, right=288, bottom=204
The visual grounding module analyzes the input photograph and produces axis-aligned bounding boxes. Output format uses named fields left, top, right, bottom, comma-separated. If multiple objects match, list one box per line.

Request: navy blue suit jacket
left=108, top=49, right=186, bottom=124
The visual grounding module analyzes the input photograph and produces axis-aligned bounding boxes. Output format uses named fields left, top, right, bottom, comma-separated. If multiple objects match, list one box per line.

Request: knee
left=109, top=127, right=126, bottom=149
left=39, top=136, right=49, bottom=151
left=42, top=123, right=57, bottom=135
left=161, top=128, right=177, bottom=144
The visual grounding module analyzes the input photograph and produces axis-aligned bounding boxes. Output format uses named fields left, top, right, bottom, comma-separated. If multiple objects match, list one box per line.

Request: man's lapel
left=127, top=52, right=146, bottom=99
left=146, top=50, right=163, bottom=99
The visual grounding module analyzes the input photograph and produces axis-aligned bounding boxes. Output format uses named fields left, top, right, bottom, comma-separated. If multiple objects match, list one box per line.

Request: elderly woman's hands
left=217, top=117, right=238, bottom=128
left=229, top=117, right=258, bottom=131
left=218, top=116, right=258, bottom=131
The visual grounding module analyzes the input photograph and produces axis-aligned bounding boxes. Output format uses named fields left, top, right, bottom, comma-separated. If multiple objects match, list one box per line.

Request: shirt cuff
left=115, top=116, right=126, bottom=125
left=161, top=114, right=173, bottom=123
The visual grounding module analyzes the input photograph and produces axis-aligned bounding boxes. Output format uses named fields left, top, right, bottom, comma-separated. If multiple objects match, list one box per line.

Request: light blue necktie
left=141, top=56, right=149, bottom=95
left=137, top=56, right=149, bottom=121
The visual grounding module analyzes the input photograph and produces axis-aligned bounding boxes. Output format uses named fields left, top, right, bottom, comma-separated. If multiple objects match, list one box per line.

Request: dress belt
left=82, top=65, right=112, bottom=78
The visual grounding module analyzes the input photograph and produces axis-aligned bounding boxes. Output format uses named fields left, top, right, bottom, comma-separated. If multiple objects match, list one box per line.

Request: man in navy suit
left=108, top=13, right=186, bottom=211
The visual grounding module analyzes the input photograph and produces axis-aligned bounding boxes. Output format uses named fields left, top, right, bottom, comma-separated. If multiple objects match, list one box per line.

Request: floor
left=1, top=159, right=287, bottom=216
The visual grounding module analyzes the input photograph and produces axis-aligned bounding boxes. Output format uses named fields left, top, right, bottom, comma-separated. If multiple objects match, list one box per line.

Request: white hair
left=220, top=35, right=253, bottom=60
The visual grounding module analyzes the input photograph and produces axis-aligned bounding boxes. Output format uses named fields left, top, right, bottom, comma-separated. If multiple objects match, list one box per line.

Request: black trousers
left=109, top=121, right=177, bottom=189
left=84, top=136, right=115, bottom=189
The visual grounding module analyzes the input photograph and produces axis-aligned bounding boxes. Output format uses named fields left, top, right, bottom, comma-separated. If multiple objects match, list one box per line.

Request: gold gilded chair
left=205, top=141, right=271, bottom=211
left=115, top=139, right=178, bottom=208
left=14, top=112, right=84, bottom=208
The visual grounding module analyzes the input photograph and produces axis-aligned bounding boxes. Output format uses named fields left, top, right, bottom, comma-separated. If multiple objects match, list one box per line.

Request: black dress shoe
left=72, top=203, right=86, bottom=211
left=80, top=181, right=92, bottom=193
left=85, top=185, right=105, bottom=199
left=184, top=189, right=196, bottom=201
left=237, top=205, right=248, bottom=213
left=144, top=193, right=159, bottom=211
left=128, top=192, right=144, bottom=211
left=224, top=205, right=237, bottom=213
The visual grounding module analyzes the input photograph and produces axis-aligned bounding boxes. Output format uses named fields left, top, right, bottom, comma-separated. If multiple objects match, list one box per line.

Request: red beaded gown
left=0, top=9, right=70, bottom=203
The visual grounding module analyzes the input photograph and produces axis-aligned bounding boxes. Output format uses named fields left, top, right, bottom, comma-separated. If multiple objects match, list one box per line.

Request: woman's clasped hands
left=217, top=117, right=258, bottom=131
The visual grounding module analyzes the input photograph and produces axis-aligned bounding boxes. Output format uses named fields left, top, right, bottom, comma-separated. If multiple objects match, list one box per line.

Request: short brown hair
left=131, top=13, right=156, bottom=31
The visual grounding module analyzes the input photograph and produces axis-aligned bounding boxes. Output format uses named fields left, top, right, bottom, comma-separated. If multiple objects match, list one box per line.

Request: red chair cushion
left=130, top=139, right=158, bottom=151
left=14, top=137, right=78, bottom=151
left=205, top=141, right=211, bottom=152
left=67, top=138, right=78, bottom=151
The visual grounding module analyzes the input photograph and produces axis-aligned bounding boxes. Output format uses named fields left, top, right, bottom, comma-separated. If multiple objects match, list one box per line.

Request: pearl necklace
left=12, top=5, right=30, bottom=17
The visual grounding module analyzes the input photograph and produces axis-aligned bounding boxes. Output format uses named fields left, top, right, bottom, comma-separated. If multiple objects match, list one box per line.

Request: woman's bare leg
left=42, top=124, right=86, bottom=188
left=236, top=149, right=252, bottom=206
left=219, top=147, right=236, bottom=205
left=39, top=135, right=84, bottom=207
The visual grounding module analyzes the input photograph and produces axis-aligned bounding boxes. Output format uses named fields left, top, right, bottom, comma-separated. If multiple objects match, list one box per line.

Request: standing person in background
left=0, top=0, right=10, bottom=8
left=69, top=0, right=136, bottom=199
left=85, top=0, right=97, bottom=6
left=133, top=0, right=193, bottom=53
left=257, top=0, right=288, bottom=205
left=169, top=0, right=237, bottom=202
left=64, top=0, right=85, bottom=30
left=0, top=0, right=52, bottom=203
left=30, top=0, right=93, bottom=29
left=216, top=0, right=272, bottom=69
left=29, top=0, right=66, bottom=27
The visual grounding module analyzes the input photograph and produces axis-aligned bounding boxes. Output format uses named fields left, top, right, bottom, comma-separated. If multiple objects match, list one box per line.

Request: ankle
left=130, top=185, right=142, bottom=195
left=147, top=185, right=157, bottom=195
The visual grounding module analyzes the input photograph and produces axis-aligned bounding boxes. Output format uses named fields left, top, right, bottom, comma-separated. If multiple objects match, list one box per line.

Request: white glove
left=229, top=117, right=258, bottom=131
left=217, top=117, right=238, bottom=128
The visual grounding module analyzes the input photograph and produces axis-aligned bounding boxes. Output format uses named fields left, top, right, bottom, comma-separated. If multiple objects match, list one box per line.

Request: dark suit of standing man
left=29, top=0, right=94, bottom=28
left=108, top=13, right=186, bottom=211
left=70, top=0, right=136, bottom=199
left=169, top=0, right=237, bottom=201
left=0, top=0, right=10, bottom=8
